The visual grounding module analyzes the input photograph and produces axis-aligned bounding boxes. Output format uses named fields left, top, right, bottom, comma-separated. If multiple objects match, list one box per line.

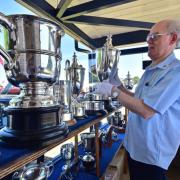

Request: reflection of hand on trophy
left=61, top=143, right=75, bottom=171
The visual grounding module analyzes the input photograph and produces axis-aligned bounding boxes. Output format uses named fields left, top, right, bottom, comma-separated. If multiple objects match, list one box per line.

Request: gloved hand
left=109, top=68, right=122, bottom=86
left=94, top=81, right=114, bottom=97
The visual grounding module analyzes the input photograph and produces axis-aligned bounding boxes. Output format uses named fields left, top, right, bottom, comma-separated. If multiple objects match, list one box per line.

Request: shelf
left=48, top=124, right=124, bottom=180
left=0, top=109, right=120, bottom=179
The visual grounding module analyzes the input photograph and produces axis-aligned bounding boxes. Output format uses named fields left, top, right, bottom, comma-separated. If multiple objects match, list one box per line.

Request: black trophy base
left=0, top=106, right=69, bottom=147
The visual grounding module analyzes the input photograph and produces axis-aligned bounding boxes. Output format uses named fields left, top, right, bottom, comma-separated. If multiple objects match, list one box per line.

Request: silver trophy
left=91, top=35, right=121, bottom=112
left=12, top=161, right=54, bottom=180
left=97, top=34, right=121, bottom=82
left=53, top=80, right=77, bottom=126
left=61, top=143, right=75, bottom=171
left=80, top=132, right=96, bottom=169
left=0, top=13, right=68, bottom=146
left=65, top=53, right=85, bottom=97
left=64, top=53, right=85, bottom=123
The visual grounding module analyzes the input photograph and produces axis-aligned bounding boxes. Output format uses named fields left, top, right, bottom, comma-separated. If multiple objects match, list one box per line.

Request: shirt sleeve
left=143, top=70, right=180, bottom=115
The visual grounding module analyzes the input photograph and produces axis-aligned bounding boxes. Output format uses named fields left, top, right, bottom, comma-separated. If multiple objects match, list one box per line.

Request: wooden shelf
left=0, top=109, right=119, bottom=179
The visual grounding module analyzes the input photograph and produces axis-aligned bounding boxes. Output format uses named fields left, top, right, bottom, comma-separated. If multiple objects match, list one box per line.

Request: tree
left=132, top=76, right=140, bottom=85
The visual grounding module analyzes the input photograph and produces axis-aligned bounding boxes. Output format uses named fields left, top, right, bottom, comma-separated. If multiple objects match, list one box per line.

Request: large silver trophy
left=0, top=13, right=68, bottom=146
left=64, top=53, right=85, bottom=125
left=97, top=34, right=120, bottom=82
left=94, top=35, right=121, bottom=112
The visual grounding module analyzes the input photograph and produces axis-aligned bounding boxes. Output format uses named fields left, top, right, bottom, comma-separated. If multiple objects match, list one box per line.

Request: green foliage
left=132, top=76, right=140, bottom=85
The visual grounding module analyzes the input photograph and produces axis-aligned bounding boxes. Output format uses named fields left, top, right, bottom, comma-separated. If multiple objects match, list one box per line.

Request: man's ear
left=170, top=33, right=178, bottom=45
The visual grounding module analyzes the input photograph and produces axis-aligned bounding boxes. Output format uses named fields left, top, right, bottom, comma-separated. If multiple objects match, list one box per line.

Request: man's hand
left=94, top=81, right=114, bottom=97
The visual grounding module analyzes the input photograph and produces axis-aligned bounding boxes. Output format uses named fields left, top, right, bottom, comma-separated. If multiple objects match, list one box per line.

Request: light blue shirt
left=123, top=53, right=180, bottom=169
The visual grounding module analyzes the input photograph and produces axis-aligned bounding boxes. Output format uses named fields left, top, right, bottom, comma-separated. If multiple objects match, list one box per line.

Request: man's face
left=147, top=21, right=175, bottom=63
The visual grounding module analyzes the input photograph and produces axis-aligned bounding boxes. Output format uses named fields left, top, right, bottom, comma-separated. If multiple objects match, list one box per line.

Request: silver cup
left=12, top=161, right=54, bottom=180
left=0, top=13, right=64, bottom=108
left=80, top=132, right=96, bottom=154
left=61, top=143, right=75, bottom=171
left=65, top=53, right=85, bottom=96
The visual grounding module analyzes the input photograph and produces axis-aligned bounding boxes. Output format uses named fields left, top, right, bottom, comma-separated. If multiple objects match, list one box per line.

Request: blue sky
left=0, top=0, right=34, bottom=15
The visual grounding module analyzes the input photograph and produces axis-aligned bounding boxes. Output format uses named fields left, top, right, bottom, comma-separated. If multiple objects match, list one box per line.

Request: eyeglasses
left=146, top=33, right=170, bottom=42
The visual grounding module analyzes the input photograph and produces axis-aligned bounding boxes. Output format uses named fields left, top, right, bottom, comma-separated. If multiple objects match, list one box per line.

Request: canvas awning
left=16, top=0, right=180, bottom=51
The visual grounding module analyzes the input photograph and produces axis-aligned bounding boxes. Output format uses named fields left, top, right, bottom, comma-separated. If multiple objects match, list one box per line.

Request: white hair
left=166, top=19, right=180, bottom=48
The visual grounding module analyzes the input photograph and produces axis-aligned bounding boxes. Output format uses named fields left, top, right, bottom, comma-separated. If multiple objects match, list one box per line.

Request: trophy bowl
left=0, top=13, right=63, bottom=87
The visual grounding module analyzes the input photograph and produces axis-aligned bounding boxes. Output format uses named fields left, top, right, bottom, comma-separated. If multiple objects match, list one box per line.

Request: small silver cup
left=60, top=143, right=74, bottom=171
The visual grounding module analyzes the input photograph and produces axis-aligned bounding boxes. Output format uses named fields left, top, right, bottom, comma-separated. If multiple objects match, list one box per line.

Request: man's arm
left=118, top=85, right=134, bottom=97
left=112, top=86, right=156, bottom=119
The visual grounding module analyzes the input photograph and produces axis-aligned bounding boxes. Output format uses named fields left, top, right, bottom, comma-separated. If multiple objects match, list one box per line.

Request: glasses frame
left=146, top=33, right=171, bottom=42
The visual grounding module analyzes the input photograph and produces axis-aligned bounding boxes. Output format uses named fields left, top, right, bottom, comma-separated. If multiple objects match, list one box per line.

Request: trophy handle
left=0, top=12, right=16, bottom=70
left=45, top=161, right=54, bottom=177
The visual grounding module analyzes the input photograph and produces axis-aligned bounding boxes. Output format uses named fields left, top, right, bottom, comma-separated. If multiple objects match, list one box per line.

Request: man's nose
left=147, top=37, right=153, bottom=44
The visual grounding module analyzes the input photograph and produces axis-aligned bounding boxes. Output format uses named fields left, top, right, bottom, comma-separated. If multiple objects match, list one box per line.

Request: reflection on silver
left=61, top=143, right=74, bottom=171
left=97, top=34, right=121, bottom=82
left=53, top=80, right=76, bottom=124
left=65, top=53, right=85, bottom=96
left=12, top=161, right=54, bottom=180
left=0, top=13, right=64, bottom=108
left=80, top=132, right=96, bottom=153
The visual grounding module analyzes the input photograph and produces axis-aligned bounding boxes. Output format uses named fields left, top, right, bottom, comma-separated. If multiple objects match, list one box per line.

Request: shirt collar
left=147, top=53, right=176, bottom=70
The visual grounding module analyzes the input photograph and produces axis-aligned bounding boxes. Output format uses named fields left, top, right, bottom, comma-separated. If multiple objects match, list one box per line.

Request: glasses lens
left=146, top=34, right=152, bottom=41
left=147, top=33, right=169, bottom=42
left=147, top=34, right=158, bottom=41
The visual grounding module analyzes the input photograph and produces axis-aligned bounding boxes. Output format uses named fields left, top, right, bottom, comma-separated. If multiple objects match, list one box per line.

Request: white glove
left=109, top=69, right=122, bottom=86
left=94, top=81, right=113, bottom=97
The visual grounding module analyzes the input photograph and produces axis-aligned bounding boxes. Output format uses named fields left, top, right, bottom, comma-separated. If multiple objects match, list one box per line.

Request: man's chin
left=148, top=51, right=155, bottom=59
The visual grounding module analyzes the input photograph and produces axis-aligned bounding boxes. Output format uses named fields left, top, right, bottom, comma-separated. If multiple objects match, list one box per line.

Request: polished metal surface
left=53, top=80, right=75, bottom=124
left=62, top=112, right=73, bottom=121
left=53, top=80, right=72, bottom=110
left=0, top=13, right=63, bottom=86
left=65, top=53, right=85, bottom=96
left=61, top=143, right=74, bottom=161
left=12, top=161, right=54, bottom=180
left=72, top=106, right=85, bottom=117
left=83, top=101, right=104, bottom=111
left=80, top=132, right=96, bottom=153
left=81, top=152, right=95, bottom=169
left=107, top=112, right=126, bottom=128
left=0, top=13, right=64, bottom=108
left=61, top=143, right=74, bottom=171
left=96, top=35, right=120, bottom=82
left=9, top=82, right=57, bottom=108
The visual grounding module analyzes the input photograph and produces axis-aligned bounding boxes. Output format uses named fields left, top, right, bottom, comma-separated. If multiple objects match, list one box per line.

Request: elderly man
left=95, top=19, right=180, bottom=180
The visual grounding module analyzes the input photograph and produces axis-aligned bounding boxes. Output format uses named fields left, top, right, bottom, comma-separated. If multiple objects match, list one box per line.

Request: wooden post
left=74, top=135, right=78, bottom=160
left=95, top=123, right=100, bottom=176
left=124, top=107, right=129, bottom=122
